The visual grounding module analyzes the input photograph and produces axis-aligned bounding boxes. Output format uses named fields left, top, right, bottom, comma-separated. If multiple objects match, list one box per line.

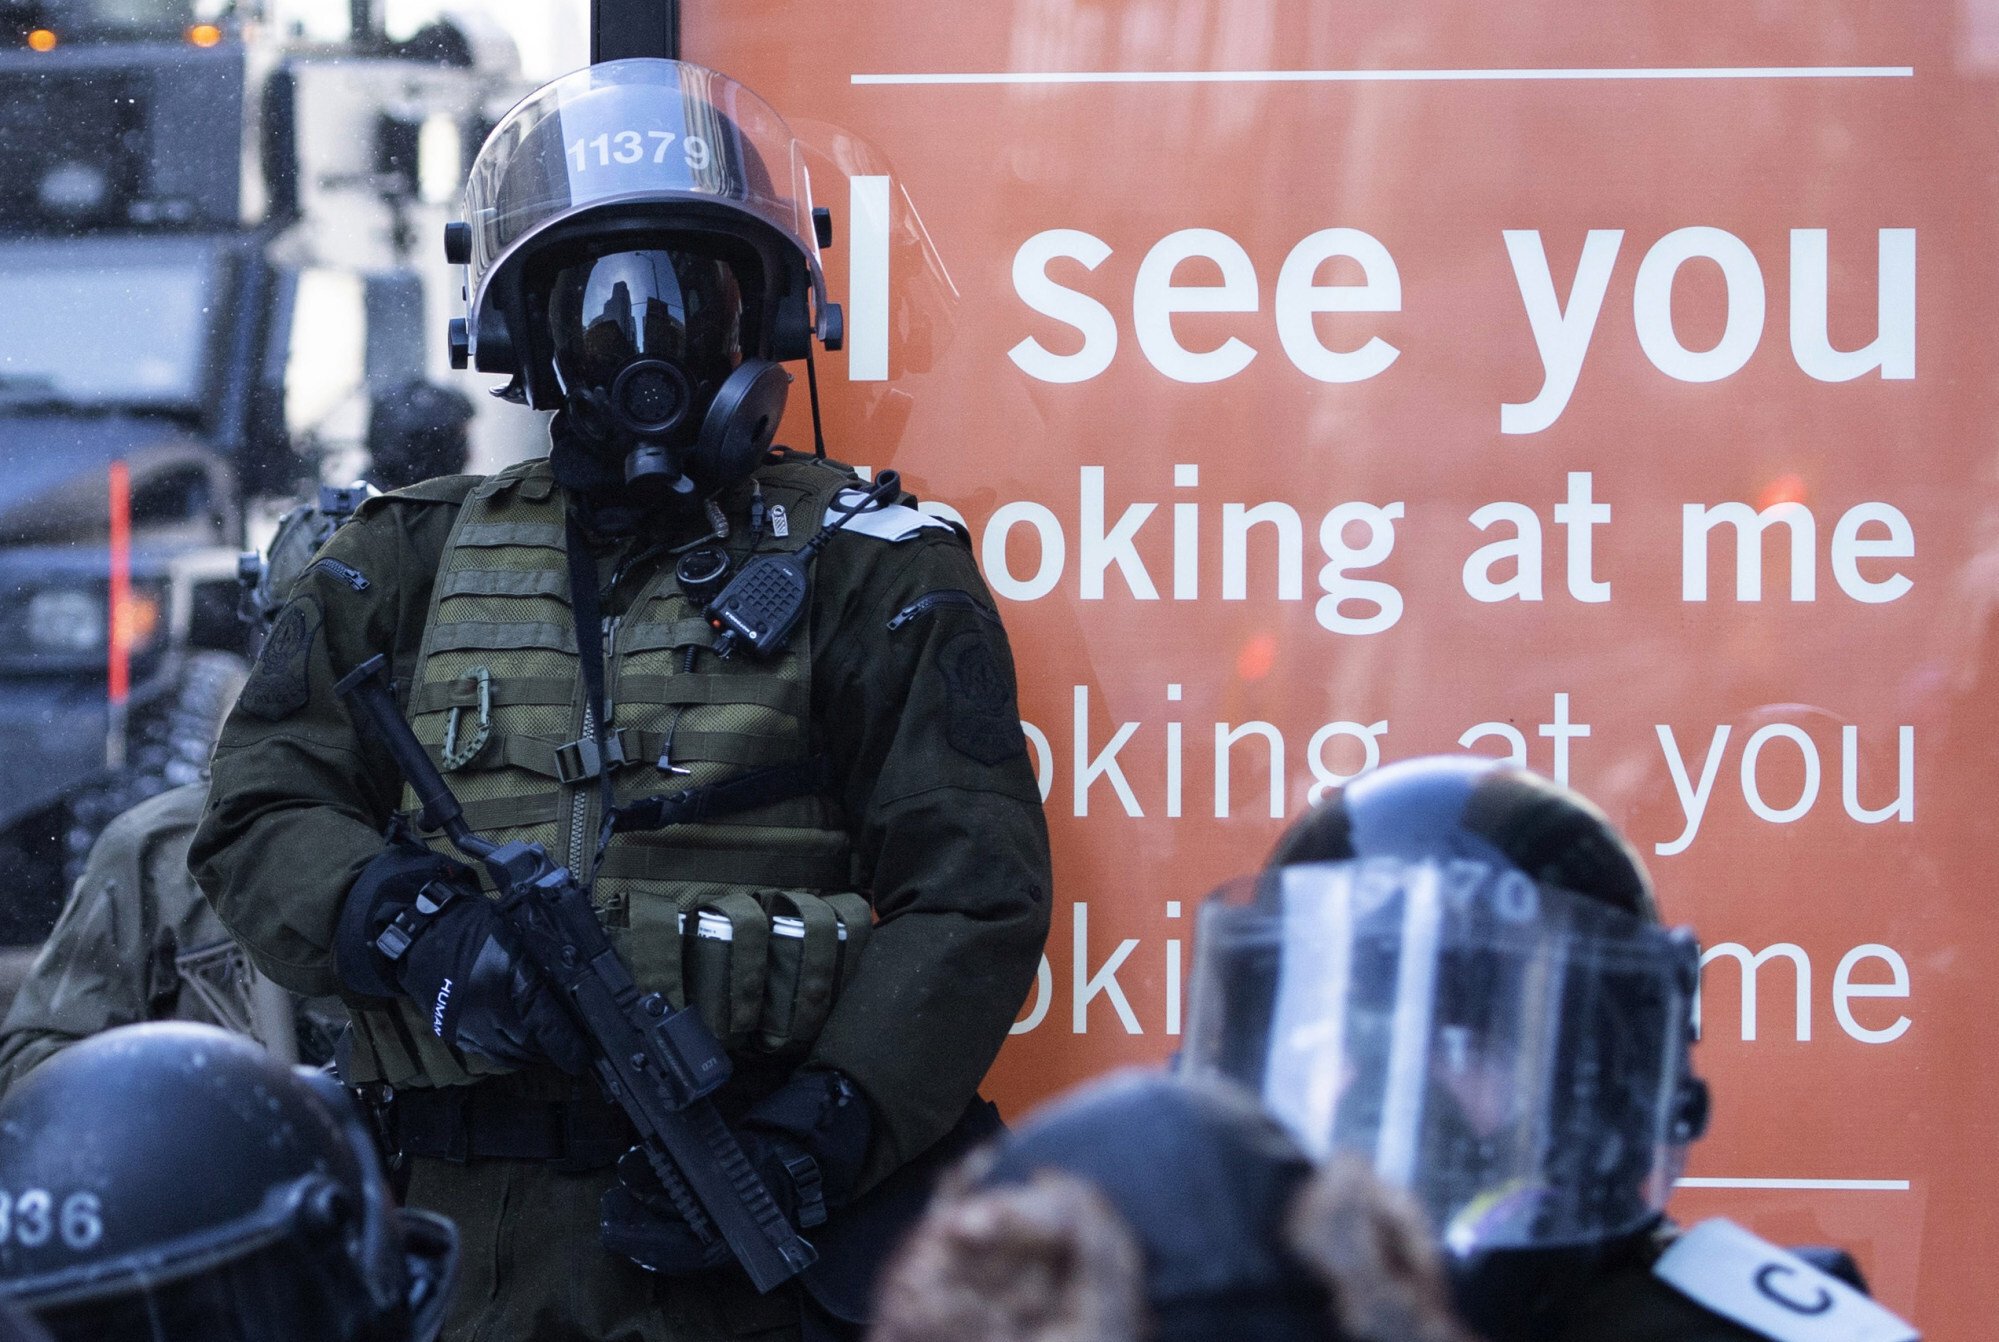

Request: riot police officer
left=0, top=1022, right=457, bottom=1342
left=0, top=490, right=370, bottom=1090
left=190, top=58, right=1052, bottom=1342
left=1179, top=755, right=1919, bottom=1342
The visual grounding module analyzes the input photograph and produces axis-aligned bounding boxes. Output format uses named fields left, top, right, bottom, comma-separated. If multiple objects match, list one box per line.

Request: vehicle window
left=0, top=238, right=217, bottom=407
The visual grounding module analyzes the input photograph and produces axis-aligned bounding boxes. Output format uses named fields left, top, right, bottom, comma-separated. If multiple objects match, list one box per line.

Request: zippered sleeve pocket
left=886, top=589, right=1000, bottom=632
left=307, top=557, right=370, bottom=592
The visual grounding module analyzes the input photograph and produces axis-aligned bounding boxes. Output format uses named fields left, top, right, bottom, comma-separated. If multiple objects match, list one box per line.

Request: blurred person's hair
left=1287, top=1159, right=1475, bottom=1342
left=870, top=1163, right=1144, bottom=1342
left=870, top=1141, right=1475, bottom=1342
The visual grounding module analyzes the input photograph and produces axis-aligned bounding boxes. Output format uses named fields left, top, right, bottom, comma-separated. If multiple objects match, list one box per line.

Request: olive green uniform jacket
left=0, top=784, right=337, bottom=1093
left=189, top=457, right=1053, bottom=1341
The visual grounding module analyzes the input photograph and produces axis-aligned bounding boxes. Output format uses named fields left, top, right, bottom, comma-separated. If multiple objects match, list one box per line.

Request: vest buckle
left=556, top=729, right=632, bottom=784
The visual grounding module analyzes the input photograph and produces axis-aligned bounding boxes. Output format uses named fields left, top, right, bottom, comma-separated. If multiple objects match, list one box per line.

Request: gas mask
left=545, top=244, right=791, bottom=503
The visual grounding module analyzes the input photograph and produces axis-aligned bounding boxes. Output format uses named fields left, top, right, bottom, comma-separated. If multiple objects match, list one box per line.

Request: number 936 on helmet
left=0, top=1023, right=456, bottom=1342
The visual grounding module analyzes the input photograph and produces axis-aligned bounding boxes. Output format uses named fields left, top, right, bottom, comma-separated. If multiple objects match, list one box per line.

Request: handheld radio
left=704, top=471, right=901, bottom=658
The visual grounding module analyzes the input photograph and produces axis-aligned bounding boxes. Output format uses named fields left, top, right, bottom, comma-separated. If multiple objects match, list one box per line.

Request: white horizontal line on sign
left=1676, top=1178, right=1912, bottom=1191
left=852, top=66, right=1913, bottom=86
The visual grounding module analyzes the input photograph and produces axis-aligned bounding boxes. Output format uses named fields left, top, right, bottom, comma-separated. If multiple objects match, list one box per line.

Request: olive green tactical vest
left=343, top=455, right=872, bottom=1088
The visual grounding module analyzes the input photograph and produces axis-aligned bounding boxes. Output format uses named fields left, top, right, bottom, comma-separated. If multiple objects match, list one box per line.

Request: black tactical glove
left=335, top=839, right=589, bottom=1075
left=601, top=1068, right=873, bottom=1275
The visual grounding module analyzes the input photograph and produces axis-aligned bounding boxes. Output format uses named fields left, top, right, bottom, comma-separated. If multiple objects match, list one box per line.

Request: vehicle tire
left=59, top=650, right=249, bottom=890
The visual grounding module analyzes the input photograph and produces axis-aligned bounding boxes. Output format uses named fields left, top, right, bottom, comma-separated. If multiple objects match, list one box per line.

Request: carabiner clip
left=440, top=666, right=493, bottom=772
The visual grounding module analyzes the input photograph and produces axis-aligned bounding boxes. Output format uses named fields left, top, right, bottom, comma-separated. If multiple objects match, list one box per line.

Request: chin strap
left=804, top=339, right=827, bottom=459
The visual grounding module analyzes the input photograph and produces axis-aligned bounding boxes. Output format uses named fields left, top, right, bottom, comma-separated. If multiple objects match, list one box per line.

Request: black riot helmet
left=447, top=59, right=842, bottom=498
left=0, top=1023, right=457, bottom=1342
left=1180, top=757, right=1711, bottom=1342
left=1263, top=754, right=1657, bottom=920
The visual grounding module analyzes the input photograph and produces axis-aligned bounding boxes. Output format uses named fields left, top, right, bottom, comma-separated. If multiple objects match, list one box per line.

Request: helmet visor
left=1179, top=858, right=1699, bottom=1254
left=28, top=1232, right=375, bottom=1342
left=463, top=59, right=819, bottom=307
left=547, top=246, right=746, bottom=397
left=21, top=1205, right=453, bottom=1342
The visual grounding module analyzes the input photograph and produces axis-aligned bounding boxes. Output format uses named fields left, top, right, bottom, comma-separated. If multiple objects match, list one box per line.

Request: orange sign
left=695, top=7, right=1990, bottom=1332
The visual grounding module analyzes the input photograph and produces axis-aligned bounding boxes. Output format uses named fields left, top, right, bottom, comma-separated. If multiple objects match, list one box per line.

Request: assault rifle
left=334, top=653, right=816, bottom=1292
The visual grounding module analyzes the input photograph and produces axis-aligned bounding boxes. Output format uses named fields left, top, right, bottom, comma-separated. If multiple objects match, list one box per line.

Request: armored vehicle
left=0, top=0, right=514, bottom=941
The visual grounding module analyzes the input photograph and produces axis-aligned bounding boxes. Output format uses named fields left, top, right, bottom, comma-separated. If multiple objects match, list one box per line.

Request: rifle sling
left=612, top=755, right=832, bottom=834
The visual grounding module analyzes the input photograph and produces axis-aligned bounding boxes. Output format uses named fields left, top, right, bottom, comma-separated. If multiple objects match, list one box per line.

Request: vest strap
left=439, top=569, right=572, bottom=600
left=458, top=792, right=828, bottom=835
left=414, top=675, right=579, bottom=713
left=427, top=620, right=578, bottom=655
left=658, top=731, right=802, bottom=768
left=554, top=730, right=626, bottom=785
left=479, top=458, right=557, bottom=502
left=612, top=756, right=832, bottom=833
left=455, top=521, right=566, bottom=550
left=457, top=794, right=563, bottom=830
left=598, top=843, right=850, bottom=889
left=475, top=727, right=803, bottom=782
left=620, top=619, right=724, bottom=654
left=616, top=675, right=807, bottom=717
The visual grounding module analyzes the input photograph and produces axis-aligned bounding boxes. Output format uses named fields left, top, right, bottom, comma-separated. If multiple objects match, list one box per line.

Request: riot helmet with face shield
left=0, top=1023, right=456, bottom=1342
left=448, top=59, right=840, bottom=502
left=1178, top=756, right=1711, bottom=1341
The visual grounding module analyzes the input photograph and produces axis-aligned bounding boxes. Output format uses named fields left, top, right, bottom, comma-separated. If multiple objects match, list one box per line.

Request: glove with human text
left=335, top=839, right=589, bottom=1074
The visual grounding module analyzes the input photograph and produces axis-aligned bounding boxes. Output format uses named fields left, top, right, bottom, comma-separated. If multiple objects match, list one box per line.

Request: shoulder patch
left=939, top=627, right=1026, bottom=765
left=829, top=489, right=957, bottom=544
left=237, top=596, right=322, bottom=721
left=1653, top=1220, right=1917, bottom=1342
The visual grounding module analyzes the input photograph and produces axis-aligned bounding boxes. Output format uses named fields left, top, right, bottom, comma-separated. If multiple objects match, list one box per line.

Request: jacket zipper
left=885, top=589, right=997, bottom=632
left=308, top=557, right=370, bottom=591
left=569, top=615, right=622, bottom=872
left=568, top=701, right=595, bottom=869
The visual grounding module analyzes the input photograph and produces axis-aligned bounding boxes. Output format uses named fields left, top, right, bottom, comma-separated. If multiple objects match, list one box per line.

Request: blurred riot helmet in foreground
left=1179, top=756, right=1710, bottom=1341
left=365, top=380, right=474, bottom=490
left=448, top=59, right=841, bottom=504
left=0, top=1023, right=457, bottom=1342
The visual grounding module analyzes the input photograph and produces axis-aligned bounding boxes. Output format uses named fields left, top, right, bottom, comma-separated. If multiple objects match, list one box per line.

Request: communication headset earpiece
left=694, top=360, right=792, bottom=485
